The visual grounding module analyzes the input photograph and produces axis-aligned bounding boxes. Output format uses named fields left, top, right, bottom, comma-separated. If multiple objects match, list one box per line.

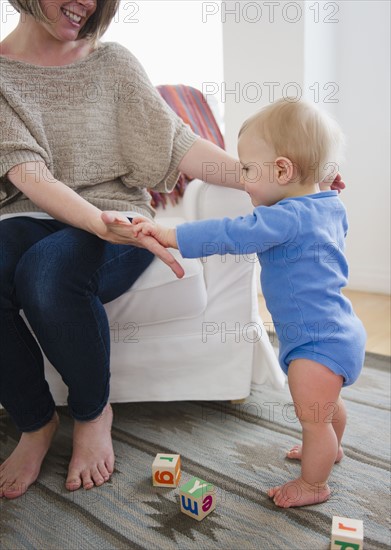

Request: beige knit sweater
left=0, top=42, right=197, bottom=218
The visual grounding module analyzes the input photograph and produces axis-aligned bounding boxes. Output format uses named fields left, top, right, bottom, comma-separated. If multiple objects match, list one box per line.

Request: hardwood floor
left=258, top=290, right=391, bottom=356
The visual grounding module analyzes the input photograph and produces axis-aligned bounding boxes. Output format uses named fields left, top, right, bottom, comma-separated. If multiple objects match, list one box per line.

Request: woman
left=0, top=0, right=344, bottom=499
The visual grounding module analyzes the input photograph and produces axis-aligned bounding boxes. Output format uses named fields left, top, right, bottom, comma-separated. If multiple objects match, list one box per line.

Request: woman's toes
left=81, top=471, right=94, bottom=490
left=90, top=467, right=105, bottom=487
left=105, top=458, right=114, bottom=475
left=65, top=473, right=82, bottom=492
left=2, top=480, right=29, bottom=499
left=97, top=463, right=110, bottom=482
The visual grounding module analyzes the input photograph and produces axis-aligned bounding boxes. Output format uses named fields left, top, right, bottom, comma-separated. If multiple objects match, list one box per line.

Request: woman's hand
left=330, top=173, right=345, bottom=193
left=100, top=211, right=184, bottom=278
left=98, top=211, right=142, bottom=244
left=320, top=172, right=346, bottom=193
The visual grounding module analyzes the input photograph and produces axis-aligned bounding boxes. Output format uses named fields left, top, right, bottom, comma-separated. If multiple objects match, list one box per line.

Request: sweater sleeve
left=0, top=93, right=49, bottom=208
left=114, top=46, right=198, bottom=193
left=176, top=202, right=298, bottom=258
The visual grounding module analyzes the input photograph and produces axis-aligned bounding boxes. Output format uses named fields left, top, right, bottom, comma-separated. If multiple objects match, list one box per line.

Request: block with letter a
left=179, top=476, right=216, bottom=521
left=331, top=516, right=364, bottom=549
left=152, top=453, right=181, bottom=487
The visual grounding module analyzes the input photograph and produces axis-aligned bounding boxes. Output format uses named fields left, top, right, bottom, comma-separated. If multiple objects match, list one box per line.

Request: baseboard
left=347, top=264, right=390, bottom=294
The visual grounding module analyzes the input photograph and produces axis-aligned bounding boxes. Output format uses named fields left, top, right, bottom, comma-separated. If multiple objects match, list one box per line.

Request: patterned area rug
left=1, top=352, right=390, bottom=550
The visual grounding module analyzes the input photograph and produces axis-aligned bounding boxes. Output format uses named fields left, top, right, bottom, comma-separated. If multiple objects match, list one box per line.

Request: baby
left=132, top=98, right=366, bottom=508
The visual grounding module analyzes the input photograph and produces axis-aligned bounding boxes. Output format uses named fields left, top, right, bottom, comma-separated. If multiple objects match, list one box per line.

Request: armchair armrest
left=183, top=179, right=253, bottom=222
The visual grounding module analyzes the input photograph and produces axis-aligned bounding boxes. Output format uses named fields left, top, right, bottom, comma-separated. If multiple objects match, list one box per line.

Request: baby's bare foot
left=0, top=412, right=59, bottom=499
left=268, top=477, right=331, bottom=508
left=286, top=444, right=344, bottom=463
left=65, top=404, right=114, bottom=491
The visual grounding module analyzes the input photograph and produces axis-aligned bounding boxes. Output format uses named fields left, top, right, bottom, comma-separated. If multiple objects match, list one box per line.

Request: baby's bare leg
left=332, top=395, right=346, bottom=449
left=287, top=395, right=346, bottom=463
left=268, top=359, right=344, bottom=508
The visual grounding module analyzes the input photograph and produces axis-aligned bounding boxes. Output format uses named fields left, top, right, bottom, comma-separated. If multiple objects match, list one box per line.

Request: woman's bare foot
left=268, top=476, right=331, bottom=508
left=0, top=412, right=59, bottom=499
left=286, top=444, right=344, bottom=463
left=65, top=403, right=114, bottom=491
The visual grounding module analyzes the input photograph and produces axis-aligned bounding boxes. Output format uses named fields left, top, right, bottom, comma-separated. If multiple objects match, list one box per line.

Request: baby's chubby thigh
left=287, top=359, right=344, bottom=425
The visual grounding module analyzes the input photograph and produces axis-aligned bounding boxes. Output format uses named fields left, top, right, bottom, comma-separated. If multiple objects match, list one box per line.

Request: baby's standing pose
left=133, top=98, right=366, bottom=507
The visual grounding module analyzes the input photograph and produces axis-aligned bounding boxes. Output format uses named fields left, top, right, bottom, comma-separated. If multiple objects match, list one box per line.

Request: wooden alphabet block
left=179, top=476, right=216, bottom=521
left=331, top=516, right=364, bottom=550
left=152, top=453, right=181, bottom=487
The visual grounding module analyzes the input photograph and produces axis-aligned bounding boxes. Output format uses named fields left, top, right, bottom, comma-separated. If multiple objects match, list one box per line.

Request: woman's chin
left=58, top=25, right=82, bottom=40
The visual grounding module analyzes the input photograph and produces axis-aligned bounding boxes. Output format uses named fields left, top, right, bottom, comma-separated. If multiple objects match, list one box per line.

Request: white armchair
left=44, top=179, right=285, bottom=405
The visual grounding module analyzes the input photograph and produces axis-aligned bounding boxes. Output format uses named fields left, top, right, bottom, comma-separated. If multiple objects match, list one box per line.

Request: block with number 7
left=179, top=476, right=216, bottom=521
left=152, top=453, right=181, bottom=487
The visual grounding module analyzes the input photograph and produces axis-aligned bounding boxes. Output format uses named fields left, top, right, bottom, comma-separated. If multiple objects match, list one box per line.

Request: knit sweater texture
left=0, top=42, right=198, bottom=218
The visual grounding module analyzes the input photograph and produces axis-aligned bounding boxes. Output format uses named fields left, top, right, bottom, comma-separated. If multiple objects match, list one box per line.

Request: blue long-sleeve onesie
left=176, top=191, right=366, bottom=386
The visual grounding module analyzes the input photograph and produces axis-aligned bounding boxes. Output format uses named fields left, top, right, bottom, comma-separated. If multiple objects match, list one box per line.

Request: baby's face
left=238, top=129, right=285, bottom=207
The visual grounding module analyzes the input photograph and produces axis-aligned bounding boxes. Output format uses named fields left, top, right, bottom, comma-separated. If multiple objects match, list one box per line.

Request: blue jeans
left=0, top=217, right=154, bottom=432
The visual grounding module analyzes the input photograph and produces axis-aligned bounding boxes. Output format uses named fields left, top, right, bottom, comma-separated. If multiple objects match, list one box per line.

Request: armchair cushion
left=106, top=219, right=207, bottom=326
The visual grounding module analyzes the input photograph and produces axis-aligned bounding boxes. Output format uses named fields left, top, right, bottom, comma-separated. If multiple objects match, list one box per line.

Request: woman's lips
left=61, top=7, right=82, bottom=28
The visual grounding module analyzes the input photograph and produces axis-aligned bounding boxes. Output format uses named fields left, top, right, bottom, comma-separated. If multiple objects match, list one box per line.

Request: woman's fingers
left=100, top=211, right=184, bottom=278
left=101, top=211, right=132, bottom=225
left=140, top=235, right=185, bottom=279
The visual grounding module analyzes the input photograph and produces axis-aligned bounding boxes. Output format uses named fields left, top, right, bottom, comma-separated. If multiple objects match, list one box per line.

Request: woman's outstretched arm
left=178, top=138, right=242, bottom=189
left=7, top=161, right=184, bottom=277
left=178, top=137, right=346, bottom=192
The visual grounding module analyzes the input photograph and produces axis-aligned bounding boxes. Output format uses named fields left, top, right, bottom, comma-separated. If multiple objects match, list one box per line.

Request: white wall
left=303, top=0, right=338, bottom=119
left=220, top=0, right=305, bottom=154
left=334, top=1, right=390, bottom=294
left=103, top=1, right=224, bottom=92
left=221, top=0, right=390, bottom=294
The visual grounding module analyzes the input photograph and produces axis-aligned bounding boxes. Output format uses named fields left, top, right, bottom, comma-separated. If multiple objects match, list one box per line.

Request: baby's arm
left=132, top=218, right=178, bottom=249
left=134, top=204, right=297, bottom=260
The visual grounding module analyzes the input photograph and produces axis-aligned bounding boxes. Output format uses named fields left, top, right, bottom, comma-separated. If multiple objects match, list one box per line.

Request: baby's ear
left=275, top=156, right=295, bottom=185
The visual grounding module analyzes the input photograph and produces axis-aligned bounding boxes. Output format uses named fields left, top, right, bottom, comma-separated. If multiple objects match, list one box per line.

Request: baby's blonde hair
left=239, top=98, right=345, bottom=184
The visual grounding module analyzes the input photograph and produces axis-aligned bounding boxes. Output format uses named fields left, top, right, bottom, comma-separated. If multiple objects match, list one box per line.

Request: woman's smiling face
left=38, top=0, right=97, bottom=41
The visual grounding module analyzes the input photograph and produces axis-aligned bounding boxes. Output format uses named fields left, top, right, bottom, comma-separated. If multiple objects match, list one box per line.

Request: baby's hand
left=132, top=218, right=178, bottom=249
left=101, top=212, right=183, bottom=278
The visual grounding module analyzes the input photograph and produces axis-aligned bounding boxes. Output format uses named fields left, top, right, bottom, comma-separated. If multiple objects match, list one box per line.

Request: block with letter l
left=152, top=453, right=181, bottom=487
left=331, top=516, right=364, bottom=550
left=179, top=476, right=216, bottom=521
